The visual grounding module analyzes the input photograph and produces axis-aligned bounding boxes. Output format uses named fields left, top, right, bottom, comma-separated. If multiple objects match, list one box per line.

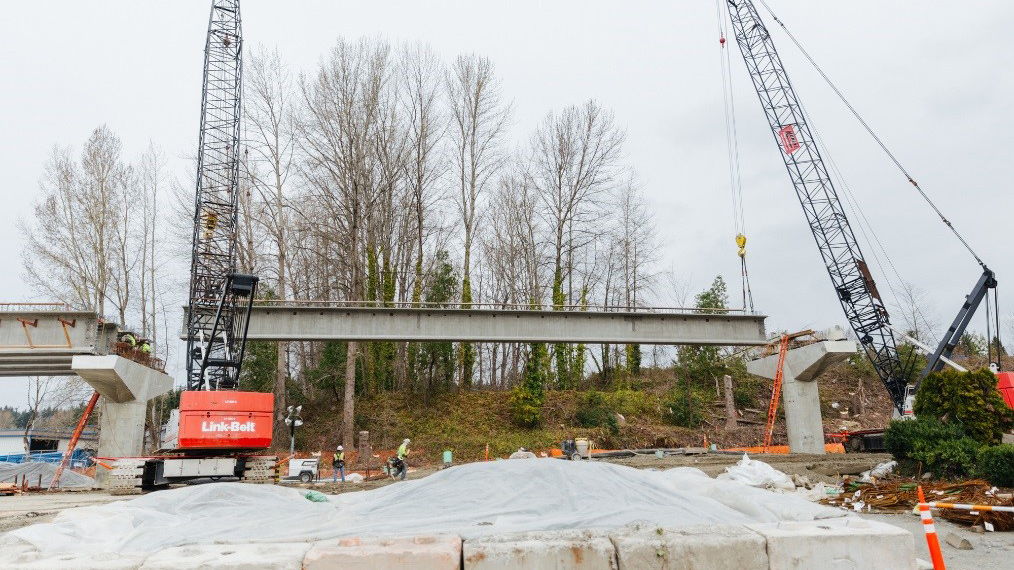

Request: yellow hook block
left=736, top=233, right=747, bottom=258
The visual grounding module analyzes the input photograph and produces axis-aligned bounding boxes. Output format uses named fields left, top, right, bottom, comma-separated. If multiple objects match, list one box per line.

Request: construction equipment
left=108, top=0, right=275, bottom=492
left=47, top=391, right=100, bottom=491
left=724, top=0, right=1000, bottom=427
left=761, top=330, right=813, bottom=451
left=286, top=457, right=319, bottom=483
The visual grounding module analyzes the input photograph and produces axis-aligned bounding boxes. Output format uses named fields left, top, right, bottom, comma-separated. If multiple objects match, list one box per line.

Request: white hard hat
left=337, top=445, right=343, bottom=450
left=404, top=438, right=411, bottom=444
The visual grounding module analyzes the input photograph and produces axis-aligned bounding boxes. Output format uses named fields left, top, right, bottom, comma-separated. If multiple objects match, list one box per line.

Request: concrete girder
left=227, top=306, right=768, bottom=345
left=747, top=340, right=857, bottom=454
left=0, top=312, right=117, bottom=376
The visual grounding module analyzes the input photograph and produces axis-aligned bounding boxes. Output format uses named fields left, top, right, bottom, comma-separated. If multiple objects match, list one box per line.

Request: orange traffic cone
left=918, top=486, right=947, bottom=570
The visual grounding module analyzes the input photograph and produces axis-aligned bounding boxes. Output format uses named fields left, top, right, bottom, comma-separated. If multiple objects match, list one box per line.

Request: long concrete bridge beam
left=235, top=306, right=768, bottom=345
left=0, top=311, right=118, bottom=376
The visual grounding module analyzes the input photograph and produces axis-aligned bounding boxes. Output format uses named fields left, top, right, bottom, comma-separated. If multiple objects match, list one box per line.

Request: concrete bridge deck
left=236, top=303, right=768, bottom=345
left=0, top=308, right=117, bottom=376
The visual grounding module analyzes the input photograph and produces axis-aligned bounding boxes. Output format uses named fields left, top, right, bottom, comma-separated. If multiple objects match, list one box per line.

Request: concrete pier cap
left=747, top=330, right=857, bottom=454
left=72, top=355, right=174, bottom=485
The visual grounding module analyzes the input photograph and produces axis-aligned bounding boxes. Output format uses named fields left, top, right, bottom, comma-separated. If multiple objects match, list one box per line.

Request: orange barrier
left=722, top=443, right=845, bottom=454
left=918, top=486, right=947, bottom=570
left=921, top=502, right=1014, bottom=514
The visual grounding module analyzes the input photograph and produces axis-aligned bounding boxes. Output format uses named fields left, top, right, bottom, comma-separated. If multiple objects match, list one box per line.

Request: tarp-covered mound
left=9, top=458, right=844, bottom=555
left=0, top=461, right=95, bottom=489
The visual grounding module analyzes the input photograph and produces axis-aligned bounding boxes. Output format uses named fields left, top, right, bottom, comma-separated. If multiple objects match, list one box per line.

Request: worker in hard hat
left=332, top=445, right=345, bottom=483
left=139, top=339, right=152, bottom=355
left=396, top=438, right=411, bottom=480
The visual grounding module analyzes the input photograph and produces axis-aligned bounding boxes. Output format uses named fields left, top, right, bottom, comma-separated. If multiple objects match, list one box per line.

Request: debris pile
left=822, top=479, right=1014, bottom=531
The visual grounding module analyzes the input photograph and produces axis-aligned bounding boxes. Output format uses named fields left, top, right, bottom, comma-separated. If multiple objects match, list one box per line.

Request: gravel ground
left=0, top=492, right=125, bottom=533
left=863, top=512, right=1014, bottom=570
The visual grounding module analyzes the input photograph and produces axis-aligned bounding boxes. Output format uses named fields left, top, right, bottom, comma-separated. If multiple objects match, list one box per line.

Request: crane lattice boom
left=725, top=0, right=909, bottom=411
left=185, top=0, right=255, bottom=391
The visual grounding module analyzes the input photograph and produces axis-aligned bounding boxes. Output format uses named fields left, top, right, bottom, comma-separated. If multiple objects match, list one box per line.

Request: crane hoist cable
left=715, top=0, right=754, bottom=312
left=755, top=0, right=987, bottom=271
left=755, top=0, right=1000, bottom=356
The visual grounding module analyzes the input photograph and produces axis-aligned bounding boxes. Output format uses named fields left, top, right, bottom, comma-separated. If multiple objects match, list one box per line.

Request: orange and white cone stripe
left=922, top=502, right=1014, bottom=513
left=918, top=486, right=947, bottom=570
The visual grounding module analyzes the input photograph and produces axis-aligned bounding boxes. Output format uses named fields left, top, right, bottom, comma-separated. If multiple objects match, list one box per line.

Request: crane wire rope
left=811, top=123, right=940, bottom=348
left=754, top=0, right=1000, bottom=362
left=715, top=0, right=754, bottom=312
left=806, top=125, right=926, bottom=380
left=755, top=0, right=987, bottom=271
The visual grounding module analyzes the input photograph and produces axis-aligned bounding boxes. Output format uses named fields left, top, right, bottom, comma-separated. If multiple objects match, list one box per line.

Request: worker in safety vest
left=396, top=438, right=410, bottom=480
left=120, top=332, right=137, bottom=348
left=332, top=445, right=345, bottom=483
left=139, top=339, right=152, bottom=355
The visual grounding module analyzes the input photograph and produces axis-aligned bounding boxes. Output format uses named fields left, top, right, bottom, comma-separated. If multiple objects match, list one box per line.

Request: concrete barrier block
left=303, top=534, right=461, bottom=570
left=747, top=518, right=917, bottom=570
left=139, top=542, right=311, bottom=569
left=463, top=529, right=616, bottom=569
left=610, top=524, right=767, bottom=570
left=0, top=546, right=144, bottom=570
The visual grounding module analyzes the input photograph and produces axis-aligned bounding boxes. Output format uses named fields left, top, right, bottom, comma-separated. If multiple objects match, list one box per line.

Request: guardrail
left=251, top=299, right=756, bottom=314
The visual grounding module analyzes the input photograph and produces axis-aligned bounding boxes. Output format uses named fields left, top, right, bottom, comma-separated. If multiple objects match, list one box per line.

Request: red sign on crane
left=778, top=125, right=801, bottom=154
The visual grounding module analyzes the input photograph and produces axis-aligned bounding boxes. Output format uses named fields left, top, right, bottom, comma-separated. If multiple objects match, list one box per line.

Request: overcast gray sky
left=1, top=0, right=1011, bottom=409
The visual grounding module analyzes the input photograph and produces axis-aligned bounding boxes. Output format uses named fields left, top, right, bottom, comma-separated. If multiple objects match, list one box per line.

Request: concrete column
left=96, top=400, right=147, bottom=458
left=72, top=355, right=173, bottom=486
left=747, top=338, right=856, bottom=454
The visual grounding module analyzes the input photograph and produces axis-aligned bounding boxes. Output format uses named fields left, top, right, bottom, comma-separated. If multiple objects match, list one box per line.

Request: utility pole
left=284, top=405, right=303, bottom=455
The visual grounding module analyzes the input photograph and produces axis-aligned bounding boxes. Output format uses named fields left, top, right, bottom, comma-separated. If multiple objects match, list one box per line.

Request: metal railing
left=251, top=299, right=757, bottom=315
left=111, top=342, right=166, bottom=372
left=0, top=302, right=71, bottom=312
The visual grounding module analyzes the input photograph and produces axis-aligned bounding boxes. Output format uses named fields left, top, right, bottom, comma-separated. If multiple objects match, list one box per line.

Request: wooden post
left=724, top=375, right=738, bottom=430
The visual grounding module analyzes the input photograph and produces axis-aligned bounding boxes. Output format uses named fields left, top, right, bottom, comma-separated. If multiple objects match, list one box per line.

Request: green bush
left=575, top=391, right=608, bottom=426
left=734, top=376, right=761, bottom=408
left=509, top=386, right=543, bottom=429
left=884, top=418, right=967, bottom=461
left=915, top=368, right=1014, bottom=444
left=663, top=388, right=707, bottom=428
left=884, top=418, right=981, bottom=478
left=977, top=444, right=1014, bottom=487
left=910, top=436, right=981, bottom=479
left=604, top=389, right=656, bottom=418
left=511, top=342, right=548, bottom=428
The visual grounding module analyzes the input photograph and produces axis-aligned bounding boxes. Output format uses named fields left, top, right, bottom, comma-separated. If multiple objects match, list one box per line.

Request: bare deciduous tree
left=21, top=127, right=130, bottom=317
left=298, top=37, right=394, bottom=449
left=892, top=280, right=939, bottom=344
left=447, top=54, right=511, bottom=389
left=528, top=100, right=625, bottom=385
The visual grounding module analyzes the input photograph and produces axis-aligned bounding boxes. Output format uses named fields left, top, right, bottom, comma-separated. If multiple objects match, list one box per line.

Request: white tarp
left=8, top=458, right=844, bottom=555
left=0, top=461, right=95, bottom=489
left=717, top=453, right=795, bottom=491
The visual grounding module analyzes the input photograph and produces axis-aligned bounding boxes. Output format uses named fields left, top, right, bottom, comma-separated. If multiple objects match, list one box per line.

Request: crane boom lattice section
left=186, top=0, right=244, bottom=391
left=726, top=0, right=909, bottom=411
